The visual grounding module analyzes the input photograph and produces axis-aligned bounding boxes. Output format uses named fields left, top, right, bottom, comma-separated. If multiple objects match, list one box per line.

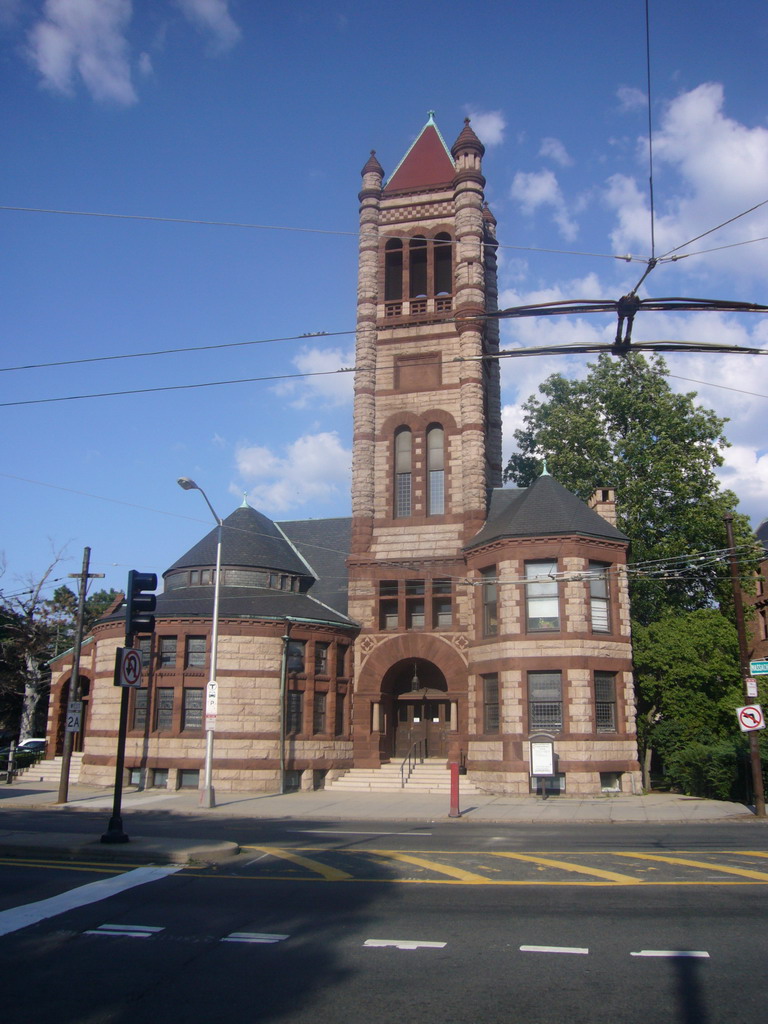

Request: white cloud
left=176, top=0, right=241, bottom=53
left=617, top=85, right=646, bottom=112
left=539, top=136, right=572, bottom=167
left=464, top=108, right=506, bottom=147
left=511, top=168, right=578, bottom=241
left=606, top=83, right=768, bottom=281
left=717, top=444, right=768, bottom=511
left=273, top=345, right=355, bottom=409
left=27, top=0, right=137, bottom=105
left=235, top=432, right=352, bottom=513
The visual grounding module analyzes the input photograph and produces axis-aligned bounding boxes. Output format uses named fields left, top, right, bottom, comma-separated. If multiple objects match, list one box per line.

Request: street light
left=178, top=476, right=222, bottom=808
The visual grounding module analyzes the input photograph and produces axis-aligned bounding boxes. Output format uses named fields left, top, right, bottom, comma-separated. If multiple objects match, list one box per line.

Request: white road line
left=84, top=923, right=165, bottom=938
left=0, top=865, right=182, bottom=937
left=241, top=853, right=272, bottom=867
left=288, top=830, right=432, bottom=836
left=520, top=945, right=589, bottom=955
left=630, top=950, right=710, bottom=958
left=222, top=932, right=289, bottom=944
left=364, top=939, right=447, bottom=950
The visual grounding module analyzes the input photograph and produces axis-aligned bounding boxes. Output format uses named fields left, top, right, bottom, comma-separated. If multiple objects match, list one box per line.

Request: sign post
left=530, top=734, right=556, bottom=800
left=724, top=513, right=766, bottom=817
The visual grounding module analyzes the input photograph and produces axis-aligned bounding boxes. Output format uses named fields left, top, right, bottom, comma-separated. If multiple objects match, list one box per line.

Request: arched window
left=426, top=424, right=445, bottom=515
left=409, top=236, right=428, bottom=298
left=394, top=428, right=412, bottom=517
left=384, top=238, right=403, bottom=301
left=434, top=233, right=452, bottom=295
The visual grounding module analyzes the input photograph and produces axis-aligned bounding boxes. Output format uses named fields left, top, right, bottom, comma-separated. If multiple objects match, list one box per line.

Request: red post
left=448, top=761, right=461, bottom=818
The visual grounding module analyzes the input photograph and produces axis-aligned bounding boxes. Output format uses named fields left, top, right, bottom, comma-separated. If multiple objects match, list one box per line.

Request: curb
left=0, top=830, right=240, bottom=866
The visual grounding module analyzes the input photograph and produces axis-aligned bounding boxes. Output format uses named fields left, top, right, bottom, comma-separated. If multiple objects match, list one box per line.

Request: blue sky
left=2, top=0, right=768, bottom=600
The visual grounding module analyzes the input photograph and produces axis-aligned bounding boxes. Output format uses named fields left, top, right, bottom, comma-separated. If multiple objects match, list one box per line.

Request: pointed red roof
left=384, top=116, right=455, bottom=193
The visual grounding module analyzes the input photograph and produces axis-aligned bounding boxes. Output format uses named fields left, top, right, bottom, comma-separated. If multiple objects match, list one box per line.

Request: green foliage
left=665, top=739, right=743, bottom=800
left=633, top=609, right=743, bottom=741
left=45, top=586, right=121, bottom=655
left=633, top=609, right=768, bottom=798
left=505, top=353, right=757, bottom=624
left=0, top=559, right=118, bottom=739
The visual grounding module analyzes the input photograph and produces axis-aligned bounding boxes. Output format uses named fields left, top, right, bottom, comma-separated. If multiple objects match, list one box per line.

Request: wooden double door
left=395, top=698, right=450, bottom=758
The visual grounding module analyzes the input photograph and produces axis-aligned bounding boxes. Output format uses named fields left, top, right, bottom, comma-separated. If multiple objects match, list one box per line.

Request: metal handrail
left=400, top=738, right=426, bottom=788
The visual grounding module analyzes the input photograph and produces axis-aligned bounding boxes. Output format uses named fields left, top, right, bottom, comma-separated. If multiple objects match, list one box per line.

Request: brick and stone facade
left=47, top=116, right=640, bottom=796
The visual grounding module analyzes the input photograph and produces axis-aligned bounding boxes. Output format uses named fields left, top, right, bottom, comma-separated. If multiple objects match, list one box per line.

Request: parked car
left=16, top=738, right=46, bottom=753
left=0, top=738, right=46, bottom=772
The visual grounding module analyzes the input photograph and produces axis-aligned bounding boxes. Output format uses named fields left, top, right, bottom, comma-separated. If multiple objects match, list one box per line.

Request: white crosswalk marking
left=630, top=950, right=710, bottom=958
left=222, top=932, right=289, bottom=944
left=85, top=923, right=164, bottom=938
left=520, top=945, right=589, bottom=955
left=0, top=866, right=183, bottom=937
left=364, top=939, right=447, bottom=950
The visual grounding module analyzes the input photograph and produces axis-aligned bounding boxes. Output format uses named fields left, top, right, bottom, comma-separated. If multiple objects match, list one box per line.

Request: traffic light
left=125, top=570, right=157, bottom=637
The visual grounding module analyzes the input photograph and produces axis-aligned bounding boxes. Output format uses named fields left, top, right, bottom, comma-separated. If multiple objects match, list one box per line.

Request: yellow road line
left=0, top=858, right=130, bottom=874
left=610, top=852, right=768, bottom=882
left=491, top=852, right=641, bottom=884
left=251, top=846, right=353, bottom=881
left=368, top=851, right=492, bottom=883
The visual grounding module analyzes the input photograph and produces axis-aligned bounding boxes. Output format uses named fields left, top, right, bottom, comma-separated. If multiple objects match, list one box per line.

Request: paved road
left=1, top=821, right=767, bottom=1023
left=0, top=857, right=767, bottom=1023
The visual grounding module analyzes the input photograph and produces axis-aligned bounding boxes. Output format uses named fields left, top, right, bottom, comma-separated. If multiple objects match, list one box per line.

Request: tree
left=47, top=585, right=120, bottom=654
left=505, top=353, right=758, bottom=624
left=0, top=553, right=118, bottom=740
left=0, top=556, right=63, bottom=739
left=633, top=609, right=763, bottom=795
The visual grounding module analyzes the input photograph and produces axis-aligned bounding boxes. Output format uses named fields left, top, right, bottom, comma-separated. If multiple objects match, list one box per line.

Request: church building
left=47, top=116, right=641, bottom=797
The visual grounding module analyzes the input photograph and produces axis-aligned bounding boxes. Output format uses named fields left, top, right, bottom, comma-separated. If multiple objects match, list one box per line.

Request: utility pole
left=56, top=547, right=105, bottom=804
left=724, top=514, right=766, bottom=818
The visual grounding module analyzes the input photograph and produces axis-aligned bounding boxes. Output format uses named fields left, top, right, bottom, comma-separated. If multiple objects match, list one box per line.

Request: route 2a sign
left=113, top=647, right=143, bottom=688
left=737, top=705, right=766, bottom=732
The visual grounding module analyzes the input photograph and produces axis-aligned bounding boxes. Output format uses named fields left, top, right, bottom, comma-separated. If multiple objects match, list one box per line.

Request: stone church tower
left=347, top=115, right=639, bottom=794
left=348, top=114, right=503, bottom=768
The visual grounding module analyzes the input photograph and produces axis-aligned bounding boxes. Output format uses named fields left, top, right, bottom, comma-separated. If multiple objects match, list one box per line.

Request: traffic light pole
left=101, top=571, right=157, bottom=844
left=101, top=672, right=132, bottom=843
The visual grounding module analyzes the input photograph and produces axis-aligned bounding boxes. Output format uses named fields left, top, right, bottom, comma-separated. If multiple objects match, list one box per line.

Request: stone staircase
left=325, top=758, right=486, bottom=795
left=21, top=753, right=84, bottom=783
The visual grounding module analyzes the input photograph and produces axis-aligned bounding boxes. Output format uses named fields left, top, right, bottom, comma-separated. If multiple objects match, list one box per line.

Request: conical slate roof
left=165, top=504, right=310, bottom=579
left=466, top=475, right=628, bottom=550
left=384, top=113, right=455, bottom=193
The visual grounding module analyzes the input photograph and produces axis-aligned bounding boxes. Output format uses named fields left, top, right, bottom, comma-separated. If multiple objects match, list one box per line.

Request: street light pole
left=178, top=477, right=222, bottom=809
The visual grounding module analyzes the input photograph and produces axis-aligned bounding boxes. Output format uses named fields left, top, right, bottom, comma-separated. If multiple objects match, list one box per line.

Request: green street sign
left=749, top=659, right=768, bottom=676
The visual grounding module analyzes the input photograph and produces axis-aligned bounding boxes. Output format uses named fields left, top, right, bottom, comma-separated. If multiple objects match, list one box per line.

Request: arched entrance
left=353, top=633, right=468, bottom=768
left=382, top=658, right=451, bottom=758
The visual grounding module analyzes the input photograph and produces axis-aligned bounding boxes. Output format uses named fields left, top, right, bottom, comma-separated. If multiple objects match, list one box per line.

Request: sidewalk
left=0, top=776, right=759, bottom=866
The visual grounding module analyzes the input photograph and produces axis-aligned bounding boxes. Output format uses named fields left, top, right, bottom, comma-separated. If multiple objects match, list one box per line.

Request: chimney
left=588, top=487, right=618, bottom=527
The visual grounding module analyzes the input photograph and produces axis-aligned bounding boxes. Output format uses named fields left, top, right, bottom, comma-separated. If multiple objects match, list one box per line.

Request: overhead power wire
left=0, top=204, right=359, bottom=238
left=659, top=197, right=768, bottom=261
left=644, top=0, right=657, bottom=261
left=3, top=200, right=767, bottom=272
left=0, top=366, right=355, bottom=408
left=0, top=330, right=353, bottom=374
left=4, top=339, right=768, bottom=408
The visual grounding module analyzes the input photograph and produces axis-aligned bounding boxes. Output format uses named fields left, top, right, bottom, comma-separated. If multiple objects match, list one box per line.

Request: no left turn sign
left=737, top=705, right=765, bottom=732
